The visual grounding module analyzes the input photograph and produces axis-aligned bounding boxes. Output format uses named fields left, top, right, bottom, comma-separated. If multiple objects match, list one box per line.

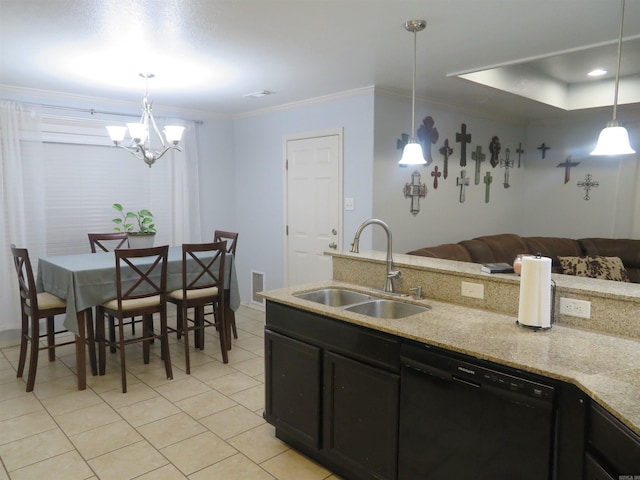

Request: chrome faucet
left=350, top=218, right=400, bottom=293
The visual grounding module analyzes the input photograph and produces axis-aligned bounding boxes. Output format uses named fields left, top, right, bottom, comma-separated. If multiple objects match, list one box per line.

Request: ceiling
left=1, top=0, right=640, bottom=123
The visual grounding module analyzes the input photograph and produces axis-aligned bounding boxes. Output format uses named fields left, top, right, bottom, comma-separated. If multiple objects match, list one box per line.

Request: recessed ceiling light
left=243, top=90, right=275, bottom=98
left=588, top=68, right=608, bottom=77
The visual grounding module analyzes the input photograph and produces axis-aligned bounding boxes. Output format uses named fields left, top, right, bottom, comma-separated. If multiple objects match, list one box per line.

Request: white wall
left=372, top=91, right=528, bottom=253
left=230, top=91, right=375, bottom=302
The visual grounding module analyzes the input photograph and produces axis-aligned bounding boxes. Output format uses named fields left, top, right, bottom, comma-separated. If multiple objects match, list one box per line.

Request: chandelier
left=107, top=73, right=185, bottom=167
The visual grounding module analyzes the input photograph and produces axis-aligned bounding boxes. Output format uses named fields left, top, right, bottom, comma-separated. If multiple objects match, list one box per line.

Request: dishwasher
left=398, top=341, right=557, bottom=480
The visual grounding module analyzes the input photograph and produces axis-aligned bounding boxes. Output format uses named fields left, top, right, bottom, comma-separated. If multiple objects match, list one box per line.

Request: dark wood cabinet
left=265, top=301, right=401, bottom=480
left=585, top=402, right=640, bottom=479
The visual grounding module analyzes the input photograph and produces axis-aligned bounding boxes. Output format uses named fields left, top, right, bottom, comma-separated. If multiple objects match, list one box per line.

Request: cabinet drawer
left=587, top=402, right=640, bottom=475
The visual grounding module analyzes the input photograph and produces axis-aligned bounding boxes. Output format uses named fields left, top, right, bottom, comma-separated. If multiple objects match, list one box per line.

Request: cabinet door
left=323, top=351, right=400, bottom=480
left=264, top=329, right=322, bottom=449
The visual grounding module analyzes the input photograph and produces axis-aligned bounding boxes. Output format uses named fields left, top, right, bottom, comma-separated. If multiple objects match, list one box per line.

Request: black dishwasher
left=399, top=342, right=557, bottom=480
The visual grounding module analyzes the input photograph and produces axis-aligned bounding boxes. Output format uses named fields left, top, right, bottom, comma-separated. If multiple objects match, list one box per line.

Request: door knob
left=331, top=229, right=337, bottom=235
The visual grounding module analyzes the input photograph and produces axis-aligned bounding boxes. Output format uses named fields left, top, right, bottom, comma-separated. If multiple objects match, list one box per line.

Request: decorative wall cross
left=403, top=170, right=427, bottom=215
left=500, top=148, right=514, bottom=188
left=471, top=145, right=485, bottom=185
left=439, top=138, right=453, bottom=179
left=456, top=123, right=472, bottom=167
left=489, top=136, right=501, bottom=167
left=417, top=116, right=439, bottom=166
left=516, top=142, right=524, bottom=168
left=431, top=165, right=441, bottom=189
left=537, top=142, right=550, bottom=159
left=556, top=156, right=580, bottom=184
left=484, top=172, right=492, bottom=203
left=577, top=173, right=599, bottom=200
left=456, top=170, right=470, bottom=203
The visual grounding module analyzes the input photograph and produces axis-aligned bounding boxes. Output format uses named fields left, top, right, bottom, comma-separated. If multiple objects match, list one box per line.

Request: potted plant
left=112, top=203, right=156, bottom=248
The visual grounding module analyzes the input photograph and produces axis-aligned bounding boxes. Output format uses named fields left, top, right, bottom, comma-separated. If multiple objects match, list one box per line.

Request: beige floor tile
left=55, top=402, right=121, bottom=436
left=32, top=374, right=81, bottom=400
left=210, top=345, right=257, bottom=364
left=0, top=463, right=8, bottom=480
left=261, top=449, right=332, bottom=480
left=132, top=364, right=188, bottom=387
left=8, top=450, right=94, bottom=480
left=100, top=381, right=158, bottom=409
left=153, top=376, right=211, bottom=402
left=199, top=404, right=265, bottom=440
left=229, top=384, right=265, bottom=411
left=227, top=424, right=289, bottom=464
left=0, top=394, right=44, bottom=422
left=69, top=419, right=142, bottom=459
left=0, top=367, right=19, bottom=384
left=0, top=378, right=30, bottom=403
left=134, top=463, right=188, bottom=479
left=137, top=412, right=206, bottom=449
left=0, top=427, right=73, bottom=472
left=0, top=410, right=57, bottom=445
left=234, top=334, right=265, bottom=353
left=40, top=388, right=104, bottom=416
left=206, top=371, right=261, bottom=395
left=174, top=389, right=237, bottom=419
left=89, top=440, right=169, bottom=480
left=160, top=431, right=237, bottom=475
left=117, top=395, right=181, bottom=427
left=232, top=357, right=266, bottom=377
left=190, top=453, right=276, bottom=480
left=188, top=360, right=237, bottom=383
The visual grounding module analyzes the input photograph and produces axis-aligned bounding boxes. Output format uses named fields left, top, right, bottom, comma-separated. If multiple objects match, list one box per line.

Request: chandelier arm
left=148, top=105, right=167, bottom=149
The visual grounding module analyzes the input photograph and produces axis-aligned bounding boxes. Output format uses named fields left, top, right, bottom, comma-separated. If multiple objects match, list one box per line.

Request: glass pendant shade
left=106, top=126, right=127, bottom=144
left=163, top=125, right=185, bottom=144
left=399, top=142, right=426, bottom=165
left=590, top=122, right=636, bottom=156
left=126, top=122, right=148, bottom=143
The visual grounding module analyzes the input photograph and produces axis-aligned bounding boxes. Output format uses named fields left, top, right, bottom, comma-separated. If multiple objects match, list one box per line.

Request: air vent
left=251, top=270, right=265, bottom=306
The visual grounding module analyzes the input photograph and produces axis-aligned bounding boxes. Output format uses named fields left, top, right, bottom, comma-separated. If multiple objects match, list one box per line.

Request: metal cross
left=403, top=170, right=427, bottom=215
left=500, top=148, right=514, bottom=188
left=471, top=145, right=486, bottom=185
left=537, top=142, right=550, bottom=159
left=456, top=170, right=470, bottom=203
left=516, top=142, right=524, bottom=168
left=556, top=156, right=580, bottom=184
left=396, top=133, right=409, bottom=151
left=489, top=136, right=501, bottom=168
left=484, top=171, right=492, bottom=203
left=417, top=116, right=439, bottom=166
left=577, top=173, right=599, bottom=201
left=431, top=165, right=441, bottom=189
left=439, top=138, right=453, bottom=179
left=456, top=123, right=472, bottom=167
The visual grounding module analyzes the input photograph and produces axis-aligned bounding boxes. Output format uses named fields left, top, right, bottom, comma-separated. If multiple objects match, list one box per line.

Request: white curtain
left=0, top=101, right=46, bottom=331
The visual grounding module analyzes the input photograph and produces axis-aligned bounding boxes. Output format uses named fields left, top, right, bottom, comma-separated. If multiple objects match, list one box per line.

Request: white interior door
left=286, top=132, right=342, bottom=286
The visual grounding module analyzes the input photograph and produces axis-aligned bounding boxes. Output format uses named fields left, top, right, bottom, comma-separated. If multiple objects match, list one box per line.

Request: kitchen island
left=261, top=251, right=640, bottom=479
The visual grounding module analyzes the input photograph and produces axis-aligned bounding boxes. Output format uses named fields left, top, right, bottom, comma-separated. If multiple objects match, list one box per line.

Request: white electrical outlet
left=461, top=281, right=484, bottom=299
left=559, top=297, right=591, bottom=319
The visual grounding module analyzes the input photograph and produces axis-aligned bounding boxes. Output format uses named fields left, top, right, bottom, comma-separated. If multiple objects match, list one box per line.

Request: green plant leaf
left=113, top=203, right=123, bottom=212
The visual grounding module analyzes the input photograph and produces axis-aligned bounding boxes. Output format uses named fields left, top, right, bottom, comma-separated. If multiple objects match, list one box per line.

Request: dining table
left=36, top=245, right=240, bottom=390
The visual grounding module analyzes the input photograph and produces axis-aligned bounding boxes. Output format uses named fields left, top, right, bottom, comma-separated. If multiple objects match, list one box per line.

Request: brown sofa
left=407, top=233, right=640, bottom=283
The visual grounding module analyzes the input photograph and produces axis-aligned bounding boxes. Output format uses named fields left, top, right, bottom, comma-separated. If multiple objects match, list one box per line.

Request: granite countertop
left=261, top=280, right=640, bottom=436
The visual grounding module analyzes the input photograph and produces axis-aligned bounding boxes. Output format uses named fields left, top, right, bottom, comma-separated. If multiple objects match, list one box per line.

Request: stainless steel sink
left=294, top=288, right=373, bottom=307
left=344, top=299, right=430, bottom=319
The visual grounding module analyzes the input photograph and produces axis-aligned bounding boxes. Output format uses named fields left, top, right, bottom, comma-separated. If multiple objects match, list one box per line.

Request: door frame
left=283, top=128, right=344, bottom=287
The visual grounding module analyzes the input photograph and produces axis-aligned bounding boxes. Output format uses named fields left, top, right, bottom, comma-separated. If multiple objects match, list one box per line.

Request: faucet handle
left=409, top=286, right=422, bottom=300
left=387, top=270, right=401, bottom=279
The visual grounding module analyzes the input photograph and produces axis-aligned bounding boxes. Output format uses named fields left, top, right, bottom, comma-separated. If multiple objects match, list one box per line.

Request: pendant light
left=590, top=0, right=635, bottom=156
left=399, top=19, right=427, bottom=166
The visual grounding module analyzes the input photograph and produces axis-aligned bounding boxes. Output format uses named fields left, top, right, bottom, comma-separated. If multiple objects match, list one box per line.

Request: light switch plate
left=461, top=281, right=484, bottom=299
left=344, top=197, right=354, bottom=211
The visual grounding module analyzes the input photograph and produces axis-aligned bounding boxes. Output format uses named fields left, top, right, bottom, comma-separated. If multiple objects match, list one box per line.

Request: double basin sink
left=293, top=288, right=430, bottom=319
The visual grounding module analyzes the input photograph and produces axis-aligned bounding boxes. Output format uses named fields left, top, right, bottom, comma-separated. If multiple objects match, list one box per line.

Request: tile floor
left=0, top=306, right=340, bottom=480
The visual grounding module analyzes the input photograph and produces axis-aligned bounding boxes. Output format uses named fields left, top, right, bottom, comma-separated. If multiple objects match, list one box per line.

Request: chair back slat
left=213, top=230, right=238, bottom=256
left=182, top=241, right=226, bottom=296
left=10, top=244, right=38, bottom=310
left=114, top=245, right=168, bottom=312
left=88, top=232, right=129, bottom=253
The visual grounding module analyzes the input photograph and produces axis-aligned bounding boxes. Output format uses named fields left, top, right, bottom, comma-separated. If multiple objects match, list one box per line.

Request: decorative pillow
left=558, top=255, right=629, bottom=282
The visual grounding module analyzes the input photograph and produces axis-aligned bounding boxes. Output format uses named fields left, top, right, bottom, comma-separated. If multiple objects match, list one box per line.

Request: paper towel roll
left=518, top=255, right=552, bottom=329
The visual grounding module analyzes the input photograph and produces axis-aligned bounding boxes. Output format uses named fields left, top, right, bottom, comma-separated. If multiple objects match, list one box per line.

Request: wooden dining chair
left=95, top=245, right=172, bottom=393
left=88, top=232, right=129, bottom=253
left=10, top=244, right=89, bottom=392
left=167, top=241, right=228, bottom=374
left=213, top=230, right=239, bottom=340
